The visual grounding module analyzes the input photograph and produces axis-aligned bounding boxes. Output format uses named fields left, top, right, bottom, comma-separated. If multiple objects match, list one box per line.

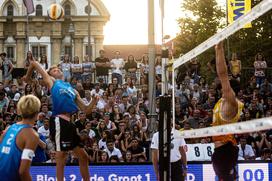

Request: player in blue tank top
left=0, top=95, right=41, bottom=181
left=25, top=59, right=99, bottom=181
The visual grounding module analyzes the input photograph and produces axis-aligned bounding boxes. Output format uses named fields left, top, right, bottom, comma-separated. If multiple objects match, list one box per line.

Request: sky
left=102, top=0, right=183, bottom=45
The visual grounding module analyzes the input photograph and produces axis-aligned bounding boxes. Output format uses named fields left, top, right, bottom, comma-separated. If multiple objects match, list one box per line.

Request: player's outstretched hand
left=215, top=41, right=224, bottom=51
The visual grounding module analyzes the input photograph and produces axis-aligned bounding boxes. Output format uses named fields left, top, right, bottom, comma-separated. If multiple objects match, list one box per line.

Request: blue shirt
left=0, top=123, right=31, bottom=181
left=51, top=80, right=78, bottom=116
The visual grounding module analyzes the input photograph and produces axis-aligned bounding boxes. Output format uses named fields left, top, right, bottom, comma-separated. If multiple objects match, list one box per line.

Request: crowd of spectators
left=0, top=50, right=271, bottom=164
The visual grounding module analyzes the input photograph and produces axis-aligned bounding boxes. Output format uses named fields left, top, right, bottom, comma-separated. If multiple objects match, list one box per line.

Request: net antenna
left=172, top=0, right=272, bottom=132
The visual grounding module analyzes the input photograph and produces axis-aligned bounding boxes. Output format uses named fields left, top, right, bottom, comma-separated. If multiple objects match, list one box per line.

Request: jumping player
left=25, top=60, right=98, bottom=181
left=0, top=95, right=41, bottom=181
left=212, top=42, right=244, bottom=181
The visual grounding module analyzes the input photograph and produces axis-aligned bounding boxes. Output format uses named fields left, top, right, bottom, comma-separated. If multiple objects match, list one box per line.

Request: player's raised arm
left=25, top=60, right=53, bottom=89
left=215, top=42, right=237, bottom=107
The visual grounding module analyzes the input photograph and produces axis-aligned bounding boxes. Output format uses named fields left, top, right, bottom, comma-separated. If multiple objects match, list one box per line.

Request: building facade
left=0, top=0, right=110, bottom=67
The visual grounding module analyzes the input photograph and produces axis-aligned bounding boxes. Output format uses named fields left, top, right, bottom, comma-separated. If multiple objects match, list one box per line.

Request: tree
left=174, top=0, right=224, bottom=83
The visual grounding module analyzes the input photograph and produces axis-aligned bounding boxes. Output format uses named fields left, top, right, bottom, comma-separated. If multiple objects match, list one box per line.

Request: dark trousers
left=212, top=142, right=239, bottom=181
left=171, top=159, right=184, bottom=181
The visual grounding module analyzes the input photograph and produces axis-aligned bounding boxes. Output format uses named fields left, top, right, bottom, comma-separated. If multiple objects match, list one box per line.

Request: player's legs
left=212, top=142, right=238, bottom=181
left=73, top=146, right=90, bottom=181
left=55, top=151, right=67, bottom=181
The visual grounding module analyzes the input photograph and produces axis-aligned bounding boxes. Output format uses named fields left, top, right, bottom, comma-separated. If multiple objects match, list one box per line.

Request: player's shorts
left=212, top=141, right=239, bottom=181
left=49, top=116, right=81, bottom=151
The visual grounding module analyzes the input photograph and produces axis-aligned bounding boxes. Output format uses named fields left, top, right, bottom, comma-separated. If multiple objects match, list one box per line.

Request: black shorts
left=49, top=117, right=81, bottom=151
left=171, top=159, right=184, bottom=181
left=212, top=142, right=239, bottom=181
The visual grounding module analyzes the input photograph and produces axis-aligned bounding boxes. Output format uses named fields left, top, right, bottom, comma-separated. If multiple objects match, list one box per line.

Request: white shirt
left=90, top=89, right=104, bottom=97
left=111, top=58, right=124, bottom=75
left=104, top=147, right=123, bottom=159
left=88, top=129, right=96, bottom=139
left=238, top=144, right=255, bottom=160
left=38, top=126, right=50, bottom=138
left=98, top=139, right=107, bottom=150
left=151, top=129, right=186, bottom=162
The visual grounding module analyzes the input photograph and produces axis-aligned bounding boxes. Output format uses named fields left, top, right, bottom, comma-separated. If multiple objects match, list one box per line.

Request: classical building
left=0, top=0, right=110, bottom=67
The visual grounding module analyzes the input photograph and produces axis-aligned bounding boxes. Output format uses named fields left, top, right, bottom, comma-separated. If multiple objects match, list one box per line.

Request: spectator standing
left=124, top=55, right=137, bottom=80
left=111, top=51, right=125, bottom=85
left=71, top=56, right=83, bottom=81
left=95, top=50, right=110, bottom=83
left=140, top=54, right=149, bottom=84
left=60, top=54, right=71, bottom=82
left=0, top=52, right=13, bottom=86
left=229, top=53, right=241, bottom=81
left=254, top=53, right=267, bottom=88
left=82, top=55, right=95, bottom=82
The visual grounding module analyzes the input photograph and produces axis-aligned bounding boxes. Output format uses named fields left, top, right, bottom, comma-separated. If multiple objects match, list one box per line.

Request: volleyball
left=47, top=4, right=64, bottom=20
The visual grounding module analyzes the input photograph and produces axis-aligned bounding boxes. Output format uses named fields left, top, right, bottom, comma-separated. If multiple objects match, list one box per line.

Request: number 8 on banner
left=187, top=144, right=204, bottom=161
left=186, top=144, right=215, bottom=161
left=202, top=144, right=214, bottom=161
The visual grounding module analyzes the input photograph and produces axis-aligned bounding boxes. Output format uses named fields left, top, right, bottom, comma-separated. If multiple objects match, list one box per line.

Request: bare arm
left=19, top=130, right=39, bottom=181
left=215, top=42, right=238, bottom=115
left=152, top=149, right=159, bottom=181
left=180, top=146, right=187, bottom=175
left=25, top=61, right=53, bottom=89
left=38, top=139, right=46, bottom=149
left=8, top=61, right=13, bottom=75
left=75, top=91, right=99, bottom=115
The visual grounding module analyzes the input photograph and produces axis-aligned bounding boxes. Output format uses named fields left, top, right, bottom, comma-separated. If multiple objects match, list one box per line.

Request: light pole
left=85, top=0, right=92, bottom=61
left=68, top=23, right=75, bottom=58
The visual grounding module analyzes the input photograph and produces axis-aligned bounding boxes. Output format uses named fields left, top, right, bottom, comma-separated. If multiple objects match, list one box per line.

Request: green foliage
left=174, top=0, right=272, bottom=83
left=228, top=0, right=272, bottom=67
left=175, top=0, right=224, bottom=82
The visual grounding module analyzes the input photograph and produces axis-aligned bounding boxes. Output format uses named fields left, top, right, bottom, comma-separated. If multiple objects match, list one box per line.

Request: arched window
left=7, top=5, right=13, bottom=16
left=64, top=4, right=71, bottom=16
left=36, top=5, right=43, bottom=16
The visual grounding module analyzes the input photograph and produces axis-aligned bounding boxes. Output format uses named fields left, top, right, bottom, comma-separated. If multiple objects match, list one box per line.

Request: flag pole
left=226, top=0, right=230, bottom=61
left=26, top=14, right=30, bottom=51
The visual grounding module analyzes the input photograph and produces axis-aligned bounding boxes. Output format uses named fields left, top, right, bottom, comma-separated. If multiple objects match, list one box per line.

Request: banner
left=23, top=0, right=35, bottom=14
left=228, top=0, right=252, bottom=28
left=30, top=163, right=272, bottom=181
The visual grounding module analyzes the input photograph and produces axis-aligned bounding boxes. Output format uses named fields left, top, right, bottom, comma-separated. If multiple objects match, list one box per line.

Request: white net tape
left=172, top=0, right=272, bottom=138
left=173, top=0, right=272, bottom=69
left=179, top=117, right=272, bottom=139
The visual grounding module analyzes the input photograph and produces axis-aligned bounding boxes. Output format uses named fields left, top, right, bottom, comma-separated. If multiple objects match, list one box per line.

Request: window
left=31, top=45, right=47, bottom=60
left=85, top=45, right=92, bottom=57
left=7, top=47, right=14, bottom=60
left=36, top=5, right=43, bottom=16
left=65, top=46, right=72, bottom=57
left=64, top=4, right=71, bottom=16
left=7, top=5, right=13, bottom=16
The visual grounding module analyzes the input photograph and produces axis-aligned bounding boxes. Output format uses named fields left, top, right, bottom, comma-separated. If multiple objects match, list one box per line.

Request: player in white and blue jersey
left=0, top=95, right=41, bottom=181
left=25, top=60, right=98, bottom=181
